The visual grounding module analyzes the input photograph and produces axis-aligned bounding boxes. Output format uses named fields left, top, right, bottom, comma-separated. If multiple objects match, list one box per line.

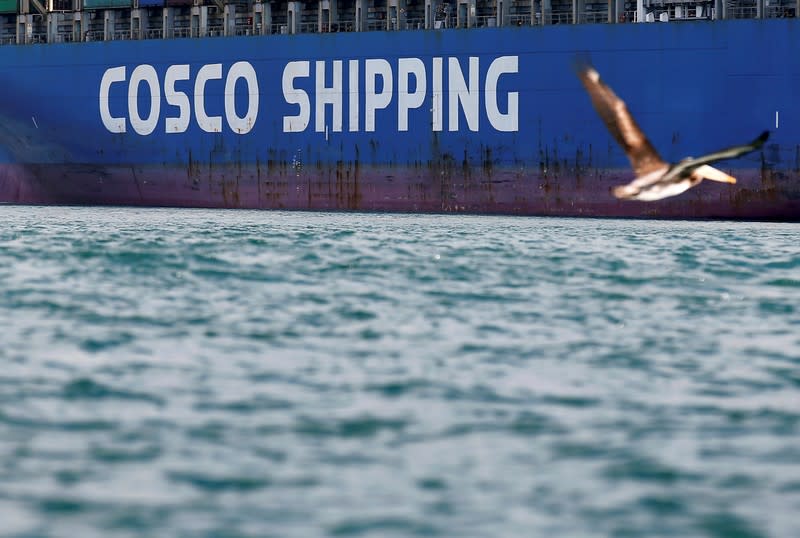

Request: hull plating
left=1, top=20, right=800, bottom=219
left=3, top=163, right=798, bottom=220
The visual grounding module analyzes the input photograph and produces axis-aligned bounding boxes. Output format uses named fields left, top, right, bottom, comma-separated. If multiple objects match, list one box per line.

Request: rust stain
left=187, top=149, right=201, bottom=191
left=792, top=144, right=800, bottom=174
left=482, top=146, right=493, bottom=179
left=256, top=158, right=262, bottom=208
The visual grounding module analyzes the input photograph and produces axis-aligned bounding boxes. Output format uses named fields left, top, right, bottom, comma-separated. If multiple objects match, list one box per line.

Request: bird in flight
left=575, top=61, right=769, bottom=201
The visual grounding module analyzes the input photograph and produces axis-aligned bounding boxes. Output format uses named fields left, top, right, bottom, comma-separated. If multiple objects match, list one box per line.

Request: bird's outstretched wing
left=684, top=131, right=770, bottom=171
left=574, top=61, right=667, bottom=178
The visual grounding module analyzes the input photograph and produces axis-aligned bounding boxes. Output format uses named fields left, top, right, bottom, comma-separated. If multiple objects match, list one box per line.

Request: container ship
left=0, top=0, right=798, bottom=219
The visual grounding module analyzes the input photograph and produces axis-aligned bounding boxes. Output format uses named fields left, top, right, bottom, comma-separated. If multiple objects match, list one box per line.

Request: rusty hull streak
left=2, top=143, right=799, bottom=219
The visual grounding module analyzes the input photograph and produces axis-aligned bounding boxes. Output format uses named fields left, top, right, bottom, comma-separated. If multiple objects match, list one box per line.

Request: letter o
left=128, top=65, right=161, bottom=136
left=225, top=61, right=259, bottom=134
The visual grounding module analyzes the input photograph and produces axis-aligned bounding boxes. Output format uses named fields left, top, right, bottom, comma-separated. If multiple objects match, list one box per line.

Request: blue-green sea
left=1, top=206, right=799, bottom=538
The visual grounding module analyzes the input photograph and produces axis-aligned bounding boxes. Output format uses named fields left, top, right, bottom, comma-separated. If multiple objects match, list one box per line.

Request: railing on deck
left=138, top=28, right=164, bottom=39
left=207, top=24, right=224, bottom=36
left=382, top=17, right=425, bottom=30
left=764, top=5, right=796, bottom=17
left=728, top=5, right=758, bottom=18
left=403, top=17, right=426, bottom=29
left=45, top=31, right=75, bottom=42
left=164, top=26, right=190, bottom=38
left=544, top=10, right=574, bottom=24
left=334, top=19, right=356, bottom=31
left=365, top=19, right=386, bottom=30
left=578, top=10, right=610, bottom=23
left=474, top=14, right=498, bottom=26
left=1, top=0, right=798, bottom=47
left=507, top=14, right=532, bottom=26
left=233, top=24, right=253, bottom=35
left=297, top=21, right=318, bottom=33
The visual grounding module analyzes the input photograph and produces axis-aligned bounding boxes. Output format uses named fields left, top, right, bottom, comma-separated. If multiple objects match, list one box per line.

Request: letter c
left=99, top=66, right=126, bottom=133
left=195, top=64, right=223, bottom=133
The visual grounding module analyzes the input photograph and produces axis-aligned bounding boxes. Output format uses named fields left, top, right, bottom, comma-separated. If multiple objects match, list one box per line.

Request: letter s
left=282, top=61, right=311, bottom=133
left=165, top=64, right=191, bottom=134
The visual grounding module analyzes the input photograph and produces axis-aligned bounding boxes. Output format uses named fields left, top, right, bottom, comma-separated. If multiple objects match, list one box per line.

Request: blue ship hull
left=1, top=19, right=799, bottom=219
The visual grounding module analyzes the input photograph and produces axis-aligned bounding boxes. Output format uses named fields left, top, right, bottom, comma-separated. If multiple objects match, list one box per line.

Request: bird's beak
left=693, top=165, right=737, bottom=184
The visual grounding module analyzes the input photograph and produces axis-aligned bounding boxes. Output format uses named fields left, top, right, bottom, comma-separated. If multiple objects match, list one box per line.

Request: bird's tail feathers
left=750, top=130, right=770, bottom=150
left=693, top=165, right=737, bottom=184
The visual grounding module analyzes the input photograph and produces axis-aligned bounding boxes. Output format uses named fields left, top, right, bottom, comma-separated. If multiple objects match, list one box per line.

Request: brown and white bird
left=575, top=62, right=769, bottom=201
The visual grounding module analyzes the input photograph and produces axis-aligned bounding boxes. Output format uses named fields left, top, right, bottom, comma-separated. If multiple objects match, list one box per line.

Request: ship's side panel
left=0, top=20, right=798, bottom=218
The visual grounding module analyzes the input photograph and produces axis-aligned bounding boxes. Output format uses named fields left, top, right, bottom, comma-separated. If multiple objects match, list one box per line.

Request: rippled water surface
left=1, top=207, right=799, bottom=538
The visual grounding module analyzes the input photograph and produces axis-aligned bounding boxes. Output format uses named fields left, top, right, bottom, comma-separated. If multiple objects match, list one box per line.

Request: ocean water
left=0, top=206, right=799, bottom=538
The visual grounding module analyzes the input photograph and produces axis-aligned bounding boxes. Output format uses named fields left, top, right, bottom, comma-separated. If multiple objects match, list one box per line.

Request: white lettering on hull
left=165, top=64, right=191, bottom=134
left=99, top=62, right=259, bottom=135
left=99, top=56, right=518, bottom=136
left=99, top=66, right=127, bottom=133
left=226, top=62, right=260, bottom=134
left=398, top=58, right=426, bottom=132
left=281, top=56, right=518, bottom=134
